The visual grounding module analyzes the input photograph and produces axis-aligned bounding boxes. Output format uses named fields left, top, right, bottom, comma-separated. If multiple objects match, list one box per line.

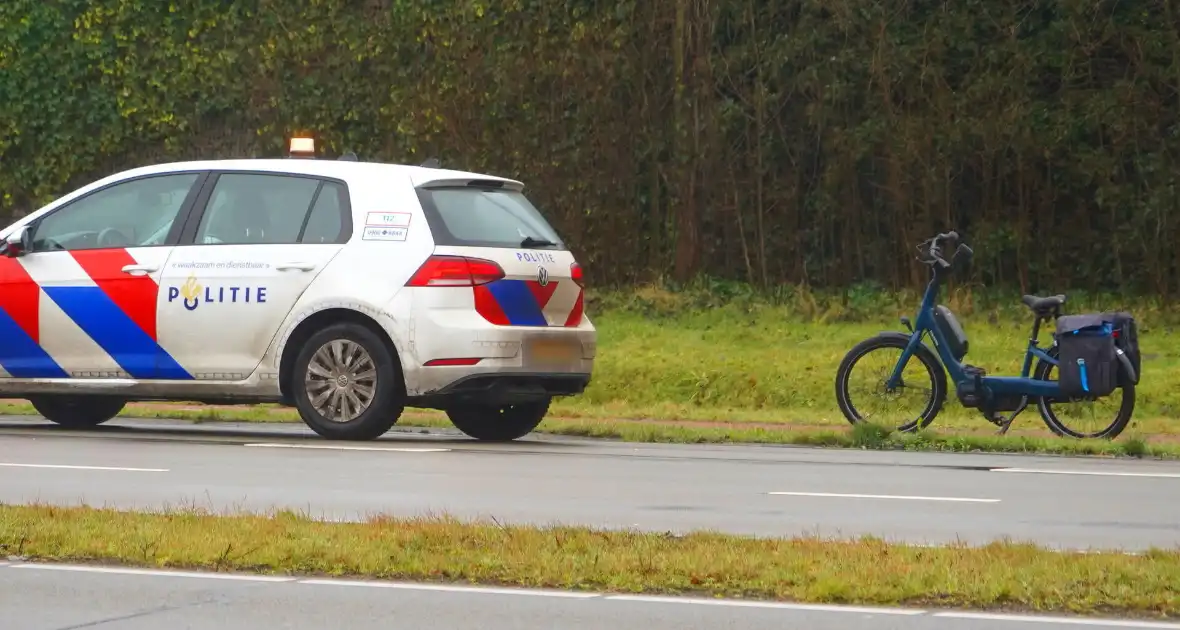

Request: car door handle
left=276, top=262, right=316, bottom=272
left=121, top=264, right=158, bottom=276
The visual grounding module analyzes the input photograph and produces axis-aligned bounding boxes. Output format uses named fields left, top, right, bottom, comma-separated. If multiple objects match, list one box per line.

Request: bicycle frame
left=886, top=271, right=1062, bottom=398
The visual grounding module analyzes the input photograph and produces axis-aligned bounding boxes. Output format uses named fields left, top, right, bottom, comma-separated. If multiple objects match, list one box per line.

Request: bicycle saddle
left=1021, top=294, right=1066, bottom=312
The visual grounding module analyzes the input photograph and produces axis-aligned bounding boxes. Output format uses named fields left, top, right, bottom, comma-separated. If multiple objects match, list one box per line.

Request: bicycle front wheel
left=1033, top=345, right=1135, bottom=439
left=835, top=334, right=947, bottom=432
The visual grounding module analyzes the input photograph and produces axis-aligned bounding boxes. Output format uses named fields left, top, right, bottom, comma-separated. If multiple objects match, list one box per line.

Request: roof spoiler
left=417, top=177, right=523, bottom=191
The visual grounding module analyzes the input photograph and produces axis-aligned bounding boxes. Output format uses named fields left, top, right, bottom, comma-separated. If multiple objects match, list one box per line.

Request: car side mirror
left=0, top=225, right=32, bottom=258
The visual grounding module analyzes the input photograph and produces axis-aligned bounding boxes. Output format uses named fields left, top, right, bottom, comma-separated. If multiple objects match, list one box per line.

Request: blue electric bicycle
left=834, top=231, right=1140, bottom=439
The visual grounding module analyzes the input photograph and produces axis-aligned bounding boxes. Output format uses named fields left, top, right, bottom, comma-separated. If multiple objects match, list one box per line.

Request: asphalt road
left=2, top=562, right=1176, bottom=630
left=1, top=416, right=1180, bottom=551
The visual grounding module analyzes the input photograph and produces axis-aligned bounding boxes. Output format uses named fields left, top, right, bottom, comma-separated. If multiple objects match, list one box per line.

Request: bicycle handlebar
left=918, top=231, right=973, bottom=271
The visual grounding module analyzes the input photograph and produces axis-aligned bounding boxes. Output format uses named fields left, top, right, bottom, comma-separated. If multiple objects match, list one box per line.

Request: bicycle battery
left=933, top=305, right=969, bottom=361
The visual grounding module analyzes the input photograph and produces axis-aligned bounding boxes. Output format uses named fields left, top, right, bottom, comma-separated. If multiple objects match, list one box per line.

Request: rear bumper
left=407, top=371, right=592, bottom=409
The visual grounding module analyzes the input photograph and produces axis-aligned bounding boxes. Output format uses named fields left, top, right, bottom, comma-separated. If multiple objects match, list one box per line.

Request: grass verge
left=3, top=285, right=1179, bottom=457
left=2, top=503, right=1178, bottom=618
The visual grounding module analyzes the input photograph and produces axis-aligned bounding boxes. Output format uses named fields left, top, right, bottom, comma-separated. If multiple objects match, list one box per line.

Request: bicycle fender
left=874, top=330, right=923, bottom=344
left=1116, top=349, right=1137, bottom=384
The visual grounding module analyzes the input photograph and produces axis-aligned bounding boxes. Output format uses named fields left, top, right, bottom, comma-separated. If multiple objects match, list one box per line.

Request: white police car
left=0, top=138, right=596, bottom=441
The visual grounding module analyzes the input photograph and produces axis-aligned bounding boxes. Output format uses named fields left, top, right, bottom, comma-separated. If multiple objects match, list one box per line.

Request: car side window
left=299, top=181, right=348, bottom=244
left=194, top=173, right=326, bottom=245
left=30, top=173, right=201, bottom=252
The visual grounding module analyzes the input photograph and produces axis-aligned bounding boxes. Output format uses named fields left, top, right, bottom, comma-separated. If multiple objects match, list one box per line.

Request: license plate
left=527, top=338, right=579, bottom=364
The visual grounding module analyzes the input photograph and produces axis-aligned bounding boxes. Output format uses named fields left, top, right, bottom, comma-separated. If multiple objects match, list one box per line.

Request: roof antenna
left=338, top=151, right=358, bottom=162
left=420, top=157, right=440, bottom=168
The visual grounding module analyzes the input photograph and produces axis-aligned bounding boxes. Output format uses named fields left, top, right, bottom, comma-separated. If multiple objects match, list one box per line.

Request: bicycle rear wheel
left=1033, top=345, right=1135, bottom=439
left=834, top=334, right=947, bottom=432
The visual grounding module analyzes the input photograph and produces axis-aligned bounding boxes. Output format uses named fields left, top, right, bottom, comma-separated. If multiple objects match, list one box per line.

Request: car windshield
left=417, top=186, right=564, bottom=249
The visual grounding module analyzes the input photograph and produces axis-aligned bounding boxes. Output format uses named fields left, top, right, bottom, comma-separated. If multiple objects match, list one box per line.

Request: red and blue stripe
left=0, top=256, right=67, bottom=378
left=484, top=280, right=550, bottom=326
left=0, top=249, right=192, bottom=380
left=476, top=279, right=581, bottom=327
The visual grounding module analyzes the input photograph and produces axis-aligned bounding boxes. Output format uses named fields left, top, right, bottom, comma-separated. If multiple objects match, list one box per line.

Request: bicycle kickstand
left=993, top=397, right=1030, bottom=435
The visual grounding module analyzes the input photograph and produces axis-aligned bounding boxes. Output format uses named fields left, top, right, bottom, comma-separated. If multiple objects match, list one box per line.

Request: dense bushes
left=2, top=0, right=1178, bottom=296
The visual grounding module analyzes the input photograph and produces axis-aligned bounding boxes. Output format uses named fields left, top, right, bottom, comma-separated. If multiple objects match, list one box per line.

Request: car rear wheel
left=445, top=399, right=550, bottom=441
left=292, top=322, right=404, bottom=441
left=29, top=395, right=126, bottom=428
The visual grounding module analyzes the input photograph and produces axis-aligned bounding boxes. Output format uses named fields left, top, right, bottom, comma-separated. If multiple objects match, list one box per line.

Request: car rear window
left=416, top=186, right=565, bottom=250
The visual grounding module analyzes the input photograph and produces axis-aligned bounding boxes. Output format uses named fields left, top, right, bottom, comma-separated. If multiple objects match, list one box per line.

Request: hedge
left=1, top=0, right=1177, bottom=295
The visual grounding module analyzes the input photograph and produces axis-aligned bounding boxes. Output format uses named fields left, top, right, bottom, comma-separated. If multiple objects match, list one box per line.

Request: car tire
left=291, top=322, right=405, bottom=441
left=445, top=399, right=550, bottom=441
left=29, top=395, right=126, bottom=428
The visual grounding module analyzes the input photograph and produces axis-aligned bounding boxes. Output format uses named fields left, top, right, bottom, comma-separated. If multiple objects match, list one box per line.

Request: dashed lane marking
left=242, top=443, right=450, bottom=453
left=767, top=491, right=999, bottom=503
left=0, top=462, right=168, bottom=472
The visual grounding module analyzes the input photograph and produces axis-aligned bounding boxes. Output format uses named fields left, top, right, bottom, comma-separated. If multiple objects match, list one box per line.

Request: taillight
left=570, top=262, right=584, bottom=287
left=407, top=255, right=505, bottom=287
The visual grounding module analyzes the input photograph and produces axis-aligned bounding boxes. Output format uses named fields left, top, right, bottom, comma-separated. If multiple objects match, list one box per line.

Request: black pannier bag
left=1055, top=314, right=1118, bottom=398
left=1102, top=311, right=1141, bottom=385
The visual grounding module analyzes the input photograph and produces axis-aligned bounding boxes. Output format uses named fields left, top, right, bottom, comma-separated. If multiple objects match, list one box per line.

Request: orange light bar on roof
left=289, top=136, right=315, bottom=158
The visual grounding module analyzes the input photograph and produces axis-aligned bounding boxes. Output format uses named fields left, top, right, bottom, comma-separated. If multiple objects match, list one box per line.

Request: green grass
left=4, top=284, right=1180, bottom=457
left=3, top=503, right=1178, bottom=617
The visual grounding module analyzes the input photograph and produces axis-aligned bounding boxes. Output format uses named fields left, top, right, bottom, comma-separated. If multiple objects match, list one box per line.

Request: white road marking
left=298, top=578, right=598, bottom=598
left=767, top=491, right=999, bottom=503
left=1, top=563, right=1173, bottom=627
left=992, top=468, right=1180, bottom=479
left=603, top=594, right=925, bottom=615
left=0, top=463, right=168, bottom=472
left=243, top=443, right=451, bottom=453
left=933, top=612, right=1180, bottom=628
left=10, top=564, right=294, bottom=582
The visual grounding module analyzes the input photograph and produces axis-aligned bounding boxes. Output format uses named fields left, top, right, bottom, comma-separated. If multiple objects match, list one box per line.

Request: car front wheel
left=29, top=395, right=126, bottom=428
left=445, top=399, right=550, bottom=441
left=291, top=322, right=405, bottom=441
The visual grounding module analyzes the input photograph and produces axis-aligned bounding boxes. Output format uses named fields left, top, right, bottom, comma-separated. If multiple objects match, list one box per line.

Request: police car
left=0, top=138, right=596, bottom=441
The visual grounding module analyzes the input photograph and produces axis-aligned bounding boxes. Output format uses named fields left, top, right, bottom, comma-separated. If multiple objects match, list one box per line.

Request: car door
left=0, top=171, right=206, bottom=380
left=155, top=171, right=352, bottom=379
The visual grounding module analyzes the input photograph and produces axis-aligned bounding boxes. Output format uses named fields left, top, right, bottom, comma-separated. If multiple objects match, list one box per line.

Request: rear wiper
left=521, top=236, right=557, bottom=248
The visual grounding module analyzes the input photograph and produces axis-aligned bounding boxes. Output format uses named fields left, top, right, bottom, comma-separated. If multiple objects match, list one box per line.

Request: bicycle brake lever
left=952, top=243, right=974, bottom=264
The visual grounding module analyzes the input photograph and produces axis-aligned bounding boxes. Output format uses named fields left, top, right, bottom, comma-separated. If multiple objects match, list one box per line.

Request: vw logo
left=537, top=266, right=549, bottom=286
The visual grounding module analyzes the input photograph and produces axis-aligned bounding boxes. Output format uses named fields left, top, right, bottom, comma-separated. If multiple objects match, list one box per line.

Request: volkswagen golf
left=0, top=139, right=596, bottom=441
